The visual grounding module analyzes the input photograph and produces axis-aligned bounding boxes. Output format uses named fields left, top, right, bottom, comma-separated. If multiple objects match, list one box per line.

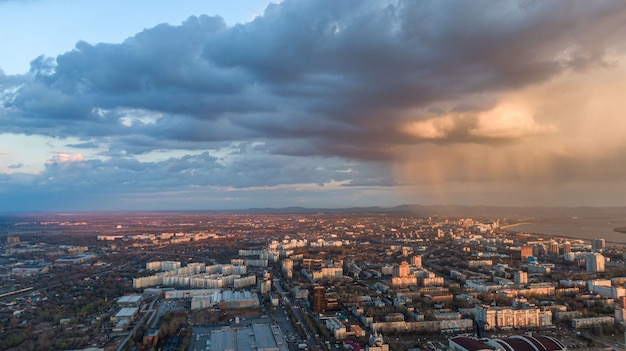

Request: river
left=505, top=215, right=626, bottom=246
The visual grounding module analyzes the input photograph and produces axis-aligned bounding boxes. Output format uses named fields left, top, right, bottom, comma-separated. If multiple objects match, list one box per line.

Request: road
left=275, top=279, right=324, bottom=351
left=583, top=331, right=625, bottom=350
left=116, top=302, right=156, bottom=351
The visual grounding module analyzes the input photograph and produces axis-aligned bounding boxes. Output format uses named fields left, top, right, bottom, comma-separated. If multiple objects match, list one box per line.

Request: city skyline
left=2, top=0, right=626, bottom=211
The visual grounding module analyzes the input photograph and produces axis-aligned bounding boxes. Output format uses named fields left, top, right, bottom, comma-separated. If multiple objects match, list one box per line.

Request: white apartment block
left=474, top=305, right=552, bottom=330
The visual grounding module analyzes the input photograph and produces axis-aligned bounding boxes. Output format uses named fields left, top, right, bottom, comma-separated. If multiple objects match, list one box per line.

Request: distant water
left=506, top=216, right=626, bottom=246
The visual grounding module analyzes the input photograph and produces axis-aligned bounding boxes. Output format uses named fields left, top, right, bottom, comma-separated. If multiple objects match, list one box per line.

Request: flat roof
left=115, top=307, right=138, bottom=318
left=210, top=324, right=288, bottom=351
left=117, top=295, right=142, bottom=304
left=211, top=329, right=234, bottom=350
left=55, top=254, right=95, bottom=262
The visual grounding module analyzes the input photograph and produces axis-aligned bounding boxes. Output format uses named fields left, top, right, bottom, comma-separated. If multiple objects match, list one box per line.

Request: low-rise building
left=325, top=317, right=347, bottom=339
left=572, top=316, right=614, bottom=329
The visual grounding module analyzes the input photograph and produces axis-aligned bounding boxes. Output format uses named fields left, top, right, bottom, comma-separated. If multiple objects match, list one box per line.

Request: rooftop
left=451, top=335, right=566, bottom=351
left=210, top=324, right=288, bottom=351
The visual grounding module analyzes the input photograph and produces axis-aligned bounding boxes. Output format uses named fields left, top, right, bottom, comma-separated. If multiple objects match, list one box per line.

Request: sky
left=2, top=0, right=626, bottom=212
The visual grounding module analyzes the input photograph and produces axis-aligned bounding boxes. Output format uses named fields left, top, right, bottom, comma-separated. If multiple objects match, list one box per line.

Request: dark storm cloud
left=3, top=0, right=625, bottom=156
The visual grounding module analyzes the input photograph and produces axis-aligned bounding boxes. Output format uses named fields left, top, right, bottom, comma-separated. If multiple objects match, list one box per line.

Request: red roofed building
left=449, top=337, right=491, bottom=351
left=450, top=335, right=566, bottom=351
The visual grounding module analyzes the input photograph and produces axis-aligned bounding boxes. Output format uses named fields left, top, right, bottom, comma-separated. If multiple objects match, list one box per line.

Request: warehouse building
left=209, top=324, right=288, bottom=351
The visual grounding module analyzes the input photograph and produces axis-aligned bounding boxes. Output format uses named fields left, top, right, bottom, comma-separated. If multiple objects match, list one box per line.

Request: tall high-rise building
left=562, top=241, right=571, bottom=254
left=6, top=236, right=20, bottom=244
left=259, top=278, right=271, bottom=294
left=536, top=244, right=547, bottom=257
left=520, top=245, right=533, bottom=262
left=303, top=258, right=323, bottom=271
left=531, top=244, right=540, bottom=257
left=312, top=285, right=326, bottom=313
left=548, top=240, right=559, bottom=257
left=402, top=247, right=410, bottom=256
left=593, top=239, right=606, bottom=253
left=393, top=261, right=410, bottom=277
left=411, top=255, right=422, bottom=268
left=514, top=271, right=528, bottom=286
left=586, top=253, right=605, bottom=273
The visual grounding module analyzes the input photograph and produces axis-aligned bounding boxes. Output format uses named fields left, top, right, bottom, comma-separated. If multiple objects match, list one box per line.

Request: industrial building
left=111, top=307, right=139, bottom=331
left=209, top=324, right=288, bottom=351
left=162, top=289, right=260, bottom=310
left=116, top=295, right=143, bottom=306
left=54, top=254, right=95, bottom=265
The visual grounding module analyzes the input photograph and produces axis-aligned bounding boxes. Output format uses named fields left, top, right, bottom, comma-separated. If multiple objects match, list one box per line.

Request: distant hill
left=2, top=205, right=626, bottom=221
left=242, top=204, right=626, bottom=220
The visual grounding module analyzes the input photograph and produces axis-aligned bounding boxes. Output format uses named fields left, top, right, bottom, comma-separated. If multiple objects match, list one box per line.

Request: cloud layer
left=2, top=0, right=626, bottom=210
